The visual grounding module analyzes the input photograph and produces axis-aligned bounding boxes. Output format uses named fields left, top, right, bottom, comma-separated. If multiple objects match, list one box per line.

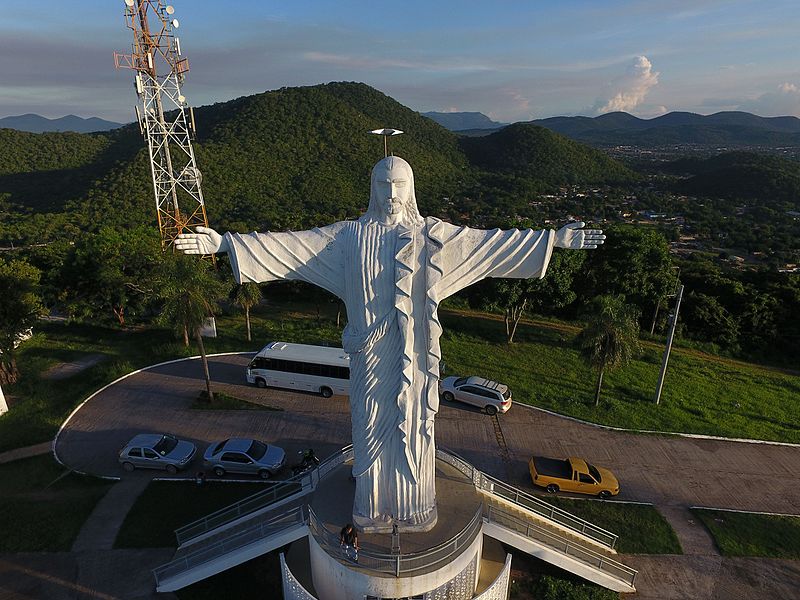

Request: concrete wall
left=308, top=532, right=483, bottom=600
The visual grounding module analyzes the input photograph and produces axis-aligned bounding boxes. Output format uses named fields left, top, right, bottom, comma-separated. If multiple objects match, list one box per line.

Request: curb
left=52, top=351, right=256, bottom=480
left=689, top=506, right=800, bottom=519
left=516, top=403, right=800, bottom=448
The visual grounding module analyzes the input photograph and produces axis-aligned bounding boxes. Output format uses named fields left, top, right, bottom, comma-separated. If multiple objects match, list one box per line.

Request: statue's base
left=280, top=454, right=512, bottom=600
left=354, top=505, right=438, bottom=534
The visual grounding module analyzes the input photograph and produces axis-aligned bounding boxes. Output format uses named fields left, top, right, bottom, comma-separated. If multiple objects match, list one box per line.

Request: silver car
left=439, top=376, right=512, bottom=415
left=118, top=433, right=196, bottom=474
left=203, top=438, right=286, bottom=479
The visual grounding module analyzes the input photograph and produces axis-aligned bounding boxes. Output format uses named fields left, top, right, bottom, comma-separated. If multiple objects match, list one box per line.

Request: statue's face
left=374, top=166, right=410, bottom=217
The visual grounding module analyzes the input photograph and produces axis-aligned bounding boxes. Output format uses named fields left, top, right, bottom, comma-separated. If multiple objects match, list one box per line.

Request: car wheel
left=485, top=405, right=499, bottom=416
left=122, top=462, right=135, bottom=472
left=255, top=378, right=267, bottom=389
left=165, top=464, right=178, bottom=475
left=546, top=484, right=559, bottom=494
left=598, top=490, right=611, bottom=499
left=320, top=386, right=333, bottom=398
left=443, top=391, right=455, bottom=402
left=258, top=469, right=271, bottom=480
left=213, top=466, right=225, bottom=477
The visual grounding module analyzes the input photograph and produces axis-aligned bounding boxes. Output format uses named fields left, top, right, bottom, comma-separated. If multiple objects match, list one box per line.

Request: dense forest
left=1, top=82, right=798, bottom=365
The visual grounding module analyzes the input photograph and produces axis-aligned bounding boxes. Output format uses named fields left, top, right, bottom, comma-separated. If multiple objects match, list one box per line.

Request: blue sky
left=2, top=0, right=799, bottom=122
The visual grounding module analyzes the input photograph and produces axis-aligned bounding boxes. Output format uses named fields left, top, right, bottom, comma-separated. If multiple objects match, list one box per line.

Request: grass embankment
left=115, top=480, right=271, bottom=548
left=2, top=298, right=798, bottom=453
left=0, top=454, right=112, bottom=551
left=691, top=508, right=800, bottom=559
left=440, top=309, right=800, bottom=443
left=537, top=496, right=681, bottom=555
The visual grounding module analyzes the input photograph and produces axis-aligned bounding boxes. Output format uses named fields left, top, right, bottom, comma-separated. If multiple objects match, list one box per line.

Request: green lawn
left=537, top=496, right=682, bottom=555
left=0, top=454, right=112, bottom=551
left=440, top=309, right=800, bottom=442
left=691, top=508, right=800, bottom=559
left=115, top=480, right=273, bottom=548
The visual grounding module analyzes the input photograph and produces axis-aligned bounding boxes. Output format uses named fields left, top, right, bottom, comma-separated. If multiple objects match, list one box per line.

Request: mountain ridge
left=0, top=113, right=123, bottom=134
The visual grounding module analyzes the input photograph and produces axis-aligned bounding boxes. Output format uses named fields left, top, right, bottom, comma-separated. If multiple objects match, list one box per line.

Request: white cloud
left=596, top=56, right=660, bottom=114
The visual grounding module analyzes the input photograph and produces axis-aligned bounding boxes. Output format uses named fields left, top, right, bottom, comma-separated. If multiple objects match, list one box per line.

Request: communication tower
left=114, top=0, right=209, bottom=251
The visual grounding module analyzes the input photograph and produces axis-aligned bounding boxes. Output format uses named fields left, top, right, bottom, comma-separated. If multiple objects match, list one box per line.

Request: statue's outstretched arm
left=175, top=226, right=229, bottom=255
left=554, top=222, right=605, bottom=250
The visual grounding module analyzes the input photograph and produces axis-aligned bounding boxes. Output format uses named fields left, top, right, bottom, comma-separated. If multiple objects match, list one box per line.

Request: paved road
left=52, top=353, right=800, bottom=598
left=57, top=353, right=800, bottom=515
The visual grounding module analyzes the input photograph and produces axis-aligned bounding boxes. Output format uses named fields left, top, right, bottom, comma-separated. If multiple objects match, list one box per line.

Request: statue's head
left=364, top=155, right=424, bottom=226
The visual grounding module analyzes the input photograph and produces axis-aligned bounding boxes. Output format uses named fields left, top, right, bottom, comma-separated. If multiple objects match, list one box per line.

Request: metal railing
left=307, top=505, right=483, bottom=577
left=154, top=505, right=307, bottom=589
left=484, top=504, right=636, bottom=588
left=437, top=448, right=618, bottom=549
left=174, top=445, right=354, bottom=546
left=175, top=478, right=307, bottom=545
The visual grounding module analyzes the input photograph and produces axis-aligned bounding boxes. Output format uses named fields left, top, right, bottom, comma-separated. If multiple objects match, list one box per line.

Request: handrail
left=154, top=505, right=307, bottom=588
left=307, top=505, right=483, bottom=577
left=436, top=448, right=618, bottom=550
left=175, top=444, right=354, bottom=546
left=484, top=504, right=637, bottom=587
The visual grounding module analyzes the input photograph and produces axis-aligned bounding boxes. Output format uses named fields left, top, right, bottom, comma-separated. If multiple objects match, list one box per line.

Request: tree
left=0, top=259, right=45, bottom=384
left=232, top=282, right=262, bottom=342
left=582, top=225, right=676, bottom=331
left=60, top=226, right=162, bottom=326
left=157, top=255, right=226, bottom=402
left=575, top=295, right=641, bottom=406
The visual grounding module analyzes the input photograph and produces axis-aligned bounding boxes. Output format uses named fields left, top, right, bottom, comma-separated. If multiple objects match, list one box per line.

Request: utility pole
left=114, top=0, right=210, bottom=254
left=654, top=284, right=684, bottom=405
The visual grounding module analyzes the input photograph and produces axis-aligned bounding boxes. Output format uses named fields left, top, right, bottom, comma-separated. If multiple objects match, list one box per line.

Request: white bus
left=246, top=341, right=350, bottom=398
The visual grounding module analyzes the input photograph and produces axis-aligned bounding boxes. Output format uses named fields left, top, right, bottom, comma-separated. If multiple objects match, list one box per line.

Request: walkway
left=0, top=441, right=51, bottom=464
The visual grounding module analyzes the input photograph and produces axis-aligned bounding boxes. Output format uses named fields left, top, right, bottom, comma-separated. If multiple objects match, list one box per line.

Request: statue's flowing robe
left=225, top=217, right=555, bottom=527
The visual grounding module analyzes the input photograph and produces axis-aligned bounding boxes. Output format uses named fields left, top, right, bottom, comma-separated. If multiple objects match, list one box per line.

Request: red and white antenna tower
left=114, top=0, right=209, bottom=252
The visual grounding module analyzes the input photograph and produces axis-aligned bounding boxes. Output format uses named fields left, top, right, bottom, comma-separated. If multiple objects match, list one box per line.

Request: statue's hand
left=174, top=226, right=228, bottom=255
left=554, top=222, right=605, bottom=250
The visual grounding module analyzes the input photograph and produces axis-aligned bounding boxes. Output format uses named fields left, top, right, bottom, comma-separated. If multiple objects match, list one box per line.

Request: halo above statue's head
left=363, top=155, right=424, bottom=225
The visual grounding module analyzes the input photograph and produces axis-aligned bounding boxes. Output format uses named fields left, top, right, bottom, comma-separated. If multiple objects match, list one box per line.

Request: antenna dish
left=125, top=0, right=134, bottom=6
left=178, top=94, right=186, bottom=104
left=166, top=5, right=175, bottom=14
left=369, top=128, right=403, bottom=136
left=171, top=18, right=180, bottom=28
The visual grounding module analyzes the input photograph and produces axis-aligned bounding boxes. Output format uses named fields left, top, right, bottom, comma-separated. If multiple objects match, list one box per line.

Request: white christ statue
left=176, top=155, right=604, bottom=532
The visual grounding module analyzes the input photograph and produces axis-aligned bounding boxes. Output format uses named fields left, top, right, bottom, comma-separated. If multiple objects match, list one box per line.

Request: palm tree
left=158, top=255, right=226, bottom=403
left=233, top=283, right=262, bottom=342
left=575, top=295, right=641, bottom=406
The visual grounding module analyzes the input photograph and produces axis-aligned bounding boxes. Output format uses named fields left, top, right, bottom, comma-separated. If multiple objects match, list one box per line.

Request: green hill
left=1, top=82, right=634, bottom=239
left=668, top=152, right=800, bottom=206
left=460, top=122, right=637, bottom=185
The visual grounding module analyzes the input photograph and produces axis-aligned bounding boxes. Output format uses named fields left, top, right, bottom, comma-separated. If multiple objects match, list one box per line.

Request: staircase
left=154, top=505, right=308, bottom=592
left=437, top=449, right=636, bottom=592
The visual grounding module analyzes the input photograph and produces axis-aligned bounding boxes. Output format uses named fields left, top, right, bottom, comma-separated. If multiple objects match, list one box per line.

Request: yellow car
left=529, top=456, right=620, bottom=498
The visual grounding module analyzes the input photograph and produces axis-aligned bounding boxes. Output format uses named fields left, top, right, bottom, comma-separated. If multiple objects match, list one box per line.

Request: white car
left=118, top=433, right=196, bottom=474
left=439, top=376, right=512, bottom=415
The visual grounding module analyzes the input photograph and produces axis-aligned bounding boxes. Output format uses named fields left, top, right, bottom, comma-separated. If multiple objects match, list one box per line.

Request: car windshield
left=587, top=463, right=602, bottom=483
left=153, top=435, right=178, bottom=456
left=501, top=388, right=511, bottom=400
left=247, top=440, right=268, bottom=460
left=454, top=377, right=468, bottom=386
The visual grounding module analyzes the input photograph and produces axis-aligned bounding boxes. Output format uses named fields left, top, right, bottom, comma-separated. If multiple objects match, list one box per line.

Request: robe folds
left=225, top=217, right=555, bottom=528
